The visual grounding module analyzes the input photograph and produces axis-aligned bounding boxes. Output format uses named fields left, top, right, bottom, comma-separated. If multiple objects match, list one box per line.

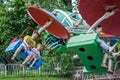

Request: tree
left=0, top=0, right=74, bottom=76
left=0, top=0, right=37, bottom=61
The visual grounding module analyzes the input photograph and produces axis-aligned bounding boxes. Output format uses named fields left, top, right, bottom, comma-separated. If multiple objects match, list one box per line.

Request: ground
left=1, top=76, right=71, bottom=80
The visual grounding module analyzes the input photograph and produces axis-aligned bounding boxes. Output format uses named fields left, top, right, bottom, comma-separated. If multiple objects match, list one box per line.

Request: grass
left=0, top=76, right=72, bottom=80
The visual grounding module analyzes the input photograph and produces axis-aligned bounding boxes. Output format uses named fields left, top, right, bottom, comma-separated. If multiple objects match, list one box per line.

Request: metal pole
left=23, top=66, right=25, bottom=76
left=87, top=11, right=115, bottom=33
left=54, top=9, right=74, bottom=27
left=38, top=20, right=52, bottom=34
left=5, top=64, right=7, bottom=77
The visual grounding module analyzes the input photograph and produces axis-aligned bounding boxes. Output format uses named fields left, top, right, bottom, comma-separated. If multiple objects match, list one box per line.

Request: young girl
left=20, top=43, right=42, bottom=68
left=29, top=44, right=42, bottom=68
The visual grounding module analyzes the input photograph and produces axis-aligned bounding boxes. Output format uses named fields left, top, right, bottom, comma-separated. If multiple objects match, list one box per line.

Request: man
left=11, top=30, right=39, bottom=60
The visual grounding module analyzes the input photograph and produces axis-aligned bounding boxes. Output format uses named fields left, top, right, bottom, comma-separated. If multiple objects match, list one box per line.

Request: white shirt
left=31, top=48, right=40, bottom=57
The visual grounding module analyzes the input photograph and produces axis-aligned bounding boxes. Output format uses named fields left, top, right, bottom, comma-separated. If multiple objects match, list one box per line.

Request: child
left=20, top=43, right=42, bottom=68
left=11, top=30, right=39, bottom=60
left=29, top=43, right=41, bottom=68
left=95, top=25, right=119, bottom=73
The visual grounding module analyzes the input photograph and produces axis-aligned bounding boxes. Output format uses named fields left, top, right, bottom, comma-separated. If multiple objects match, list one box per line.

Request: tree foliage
left=0, top=0, right=73, bottom=75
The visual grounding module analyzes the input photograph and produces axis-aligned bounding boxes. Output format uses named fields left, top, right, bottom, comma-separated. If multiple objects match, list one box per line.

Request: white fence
left=1, top=64, right=120, bottom=80
left=0, top=63, right=62, bottom=77
left=0, top=64, right=43, bottom=77
left=0, top=64, right=6, bottom=77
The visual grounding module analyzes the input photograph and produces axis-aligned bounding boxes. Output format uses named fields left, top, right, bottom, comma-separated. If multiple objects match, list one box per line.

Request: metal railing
left=0, top=64, right=52, bottom=77
left=0, top=64, right=6, bottom=77
left=1, top=63, right=120, bottom=80
left=0, top=63, right=60, bottom=77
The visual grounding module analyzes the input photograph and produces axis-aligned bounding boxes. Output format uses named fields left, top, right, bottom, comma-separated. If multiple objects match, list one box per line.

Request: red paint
left=28, top=6, right=70, bottom=39
left=78, top=0, right=120, bottom=36
left=98, top=33, right=113, bottom=37
left=10, top=37, right=23, bottom=43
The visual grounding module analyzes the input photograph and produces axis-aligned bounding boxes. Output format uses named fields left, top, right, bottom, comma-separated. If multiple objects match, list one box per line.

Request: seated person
left=47, top=39, right=66, bottom=50
left=11, top=30, right=39, bottom=60
left=29, top=43, right=41, bottom=68
left=95, top=25, right=119, bottom=73
left=20, top=43, right=42, bottom=67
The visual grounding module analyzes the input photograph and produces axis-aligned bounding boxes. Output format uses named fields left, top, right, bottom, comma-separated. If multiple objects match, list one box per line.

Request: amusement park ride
left=5, top=0, right=120, bottom=79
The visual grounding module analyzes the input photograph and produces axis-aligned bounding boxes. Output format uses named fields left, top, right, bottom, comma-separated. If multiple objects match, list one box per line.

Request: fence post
left=23, top=66, right=25, bottom=76
left=39, top=67, right=41, bottom=75
left=5, top=64, right=7, bottom=77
